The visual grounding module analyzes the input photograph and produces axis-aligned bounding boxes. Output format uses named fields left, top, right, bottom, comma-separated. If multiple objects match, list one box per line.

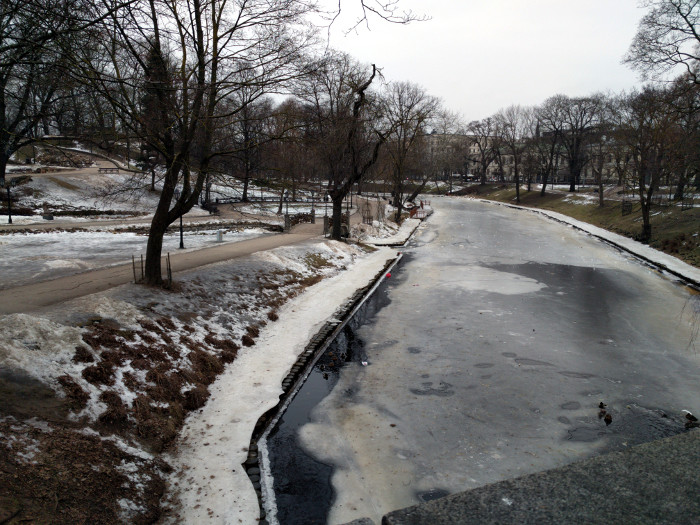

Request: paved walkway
left=0, top=228, right=322, bottom=315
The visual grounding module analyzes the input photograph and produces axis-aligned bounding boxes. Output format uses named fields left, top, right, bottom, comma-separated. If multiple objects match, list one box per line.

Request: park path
left=0, top=227, right=322, bottom=315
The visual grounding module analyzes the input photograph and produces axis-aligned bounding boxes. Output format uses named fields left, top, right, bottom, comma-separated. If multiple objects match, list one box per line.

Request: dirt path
left=0, top=227, right=322, bottom=314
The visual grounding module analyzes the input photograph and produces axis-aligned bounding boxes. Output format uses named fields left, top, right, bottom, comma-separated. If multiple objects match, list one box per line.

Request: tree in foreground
left=73, top=0, right=314, bottom=285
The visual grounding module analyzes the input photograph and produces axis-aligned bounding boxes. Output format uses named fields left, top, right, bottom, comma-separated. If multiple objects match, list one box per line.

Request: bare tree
left=466, top=117, right=498, bottom=186
left=666, top=80, right=700, bottom=199
left=381, top=81, right=439, bottom=220
left=298, top=51, right=386, bottom=239
left=325, top=0, right=428, bottom=32
left=538, top=94, right=603, bottom=192
left=0, top=0, right=104, bottom=183
left=617, top=86, right=678, bottom=242
left=494, top=105, right=533, bottom=204
left=420, top=110, right=464, bottom=194
left=625, top=0, right=700, bottom=84
left=530, top=103, right=562, bottom=196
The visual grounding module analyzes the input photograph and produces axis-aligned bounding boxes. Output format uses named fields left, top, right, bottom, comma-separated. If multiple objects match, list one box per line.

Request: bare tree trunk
left=674, top=167, right=689, bottom=201
left=331, top=197, right=343, bottom=239
left=639, top=182, right=654, bottom=243
left=0, top=154, right=8, bottom=186
left=144, top=216, right=168, bottom=285
left=540, top=169, right=549, bottom=196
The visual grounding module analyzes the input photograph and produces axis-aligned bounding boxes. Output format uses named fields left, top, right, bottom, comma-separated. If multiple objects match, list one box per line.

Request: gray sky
left=323, top=0, right=646, bottom=122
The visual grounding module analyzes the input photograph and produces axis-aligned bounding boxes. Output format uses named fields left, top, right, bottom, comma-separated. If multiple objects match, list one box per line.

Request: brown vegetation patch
left=140, top=332, right=157, bottom=344
left=300, top=275, right=323, bottom=287
left=157, top=317, right=177, bottom=331
left=245, top=325, right=260, bottom=338
left=98, top=391, right=129, bottom=429
left=131, top=358, right=152, bottom=371
left=182, top=384, right=210, bottom=411
left=145, top=367, right=184, bottom=403
left=0, top=419, right=165, bottom=523
left=131, top=394, right=183, bottom=451
left=179, top=335, right=202, bottom=353
left=138, top=319, right=159, bottom=333
left=241, top=334, right=256, bottom=347
left=218, top=349, right=237, bottom=364
left=72, top=345, right=94, bottom=363
left=203, top=333, right=239, bottom=353
left=57, top=375, right=89, bottom=410
left=82, top=326, right=121, bottom=350
left=268, top=310, right=279, bottom=322
left=188, top=349, right=224, bottom=384
left=122, top=372, right=141, bottom=392
left=100, top=349, right=125, bottom=367
left=82, top=361, right=115, bottom=386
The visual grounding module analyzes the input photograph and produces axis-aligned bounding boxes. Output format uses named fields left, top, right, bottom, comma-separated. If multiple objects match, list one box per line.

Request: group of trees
left=2, top=0, right=439, bottom=284
left=458, top=83, right=700, bottom=243
left=451, top=0, right=700, bottom=243
left=5, top=0, right=700, bottom=282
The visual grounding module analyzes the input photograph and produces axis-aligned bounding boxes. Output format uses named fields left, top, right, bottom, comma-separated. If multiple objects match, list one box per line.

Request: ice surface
left=291, top=197, right=700, bottom=525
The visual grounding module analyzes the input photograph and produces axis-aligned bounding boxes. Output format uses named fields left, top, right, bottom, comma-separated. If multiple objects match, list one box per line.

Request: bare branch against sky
left=320, top=0, right=646, bottom=121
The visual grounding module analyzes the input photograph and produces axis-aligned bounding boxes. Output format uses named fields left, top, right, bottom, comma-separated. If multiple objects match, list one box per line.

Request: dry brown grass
left=57, top=375, right=89, bottom=410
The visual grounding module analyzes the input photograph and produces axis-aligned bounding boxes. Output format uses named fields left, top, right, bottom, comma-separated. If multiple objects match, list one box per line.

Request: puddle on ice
left=436, top=266, right=546, bottom=295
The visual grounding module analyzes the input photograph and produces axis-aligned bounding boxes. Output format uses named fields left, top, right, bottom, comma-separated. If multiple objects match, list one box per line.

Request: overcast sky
left=322, top=0, right=646, bottom=122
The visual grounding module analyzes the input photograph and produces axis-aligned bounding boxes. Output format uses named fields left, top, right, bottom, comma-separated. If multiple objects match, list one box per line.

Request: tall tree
left=494, top=105, right=533, bottom=204
left=538, top=94, right=603, bottom=192
left=617, top=86, right=678, bottom=242
left=0, top=0, right=105, bottom=183
left=382, top=81, right=439, bottom=220
left=298, top=51, right=386, bottom=239
left=530, top=102, right=562, bottom=196
left=466, top=117, right=498, bottom=186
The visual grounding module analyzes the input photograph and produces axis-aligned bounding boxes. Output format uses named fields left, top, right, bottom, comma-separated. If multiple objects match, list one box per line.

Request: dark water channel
left=263, top=198, right=700, bottom=525
left=263, top=276, right=393, bottom=525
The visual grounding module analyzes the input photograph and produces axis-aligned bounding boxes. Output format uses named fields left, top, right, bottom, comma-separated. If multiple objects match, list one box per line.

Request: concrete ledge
left=383, top=430, right=699, bottom=524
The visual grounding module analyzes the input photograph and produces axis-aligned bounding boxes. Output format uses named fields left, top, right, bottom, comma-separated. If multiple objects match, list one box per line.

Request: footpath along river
left=262, top=197, right=700, bottom=525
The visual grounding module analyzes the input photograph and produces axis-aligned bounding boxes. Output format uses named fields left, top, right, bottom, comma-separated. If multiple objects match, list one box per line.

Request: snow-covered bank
left=161, top=246, right=397, bottom=523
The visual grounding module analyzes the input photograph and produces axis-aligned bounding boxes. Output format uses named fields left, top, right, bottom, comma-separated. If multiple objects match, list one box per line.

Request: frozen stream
left=264, top=198, right=700, bottom=525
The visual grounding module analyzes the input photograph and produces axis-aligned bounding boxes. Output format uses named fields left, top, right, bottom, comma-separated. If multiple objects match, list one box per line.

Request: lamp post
left=6, top=186, right=12, bottom=225
left=173, top=189, right=184, bottom=249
